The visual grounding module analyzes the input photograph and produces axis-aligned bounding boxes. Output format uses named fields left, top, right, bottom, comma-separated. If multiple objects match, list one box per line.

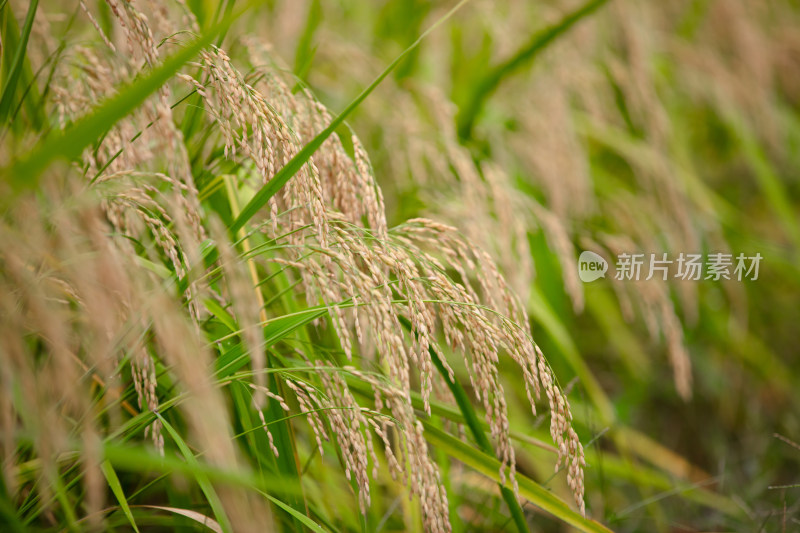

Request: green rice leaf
left=100, top=460, right=141, bottom=533
left=204, top=298, right=238, bottom=333
left=256, top=490, right=329, bottom=533
left=155, top=413, right=233, bottom=533
left=0, top=0, right=38, bottom=123
left=133, top=506, right=221, bottom=533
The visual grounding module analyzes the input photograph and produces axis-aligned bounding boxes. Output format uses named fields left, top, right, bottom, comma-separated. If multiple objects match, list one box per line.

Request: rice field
left=1, top=1, right=798, bottom=531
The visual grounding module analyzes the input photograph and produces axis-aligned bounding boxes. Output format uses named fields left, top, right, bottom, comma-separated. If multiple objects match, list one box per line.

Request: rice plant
left=2, top=1, right=799, bottom=532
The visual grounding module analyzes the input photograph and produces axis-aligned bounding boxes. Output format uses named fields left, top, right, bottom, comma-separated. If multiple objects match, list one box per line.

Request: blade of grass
left=1, top=0, right=49, bottom=132
left=256, top=490, right=329, bottom=533
left=102, top=442, right=299, bottom=496
left=100, top=460, right=141, bottom=533
left=213, top=306, right=329, bottom=379
left=293, top=0, right=322, bottom=84
left=229, top=0, right=472, bottom=234
left=134, top=506, right=222, bottom=533
left=0, top=472, right=25, bottom=533
left=0, top=0, right=38, bottom=123
left=51, top=473, right=79, bottom=532
left=456, top=0, right=609, bottom=140
left=214, top=0, right=236, bottom=47
left=260, top=366, right=309, bottom=529
left=204, top=298, right=238, bottom=333
left=228, top=381, right=277, bottom=485
left=155, top=413, right=233, bottom=533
